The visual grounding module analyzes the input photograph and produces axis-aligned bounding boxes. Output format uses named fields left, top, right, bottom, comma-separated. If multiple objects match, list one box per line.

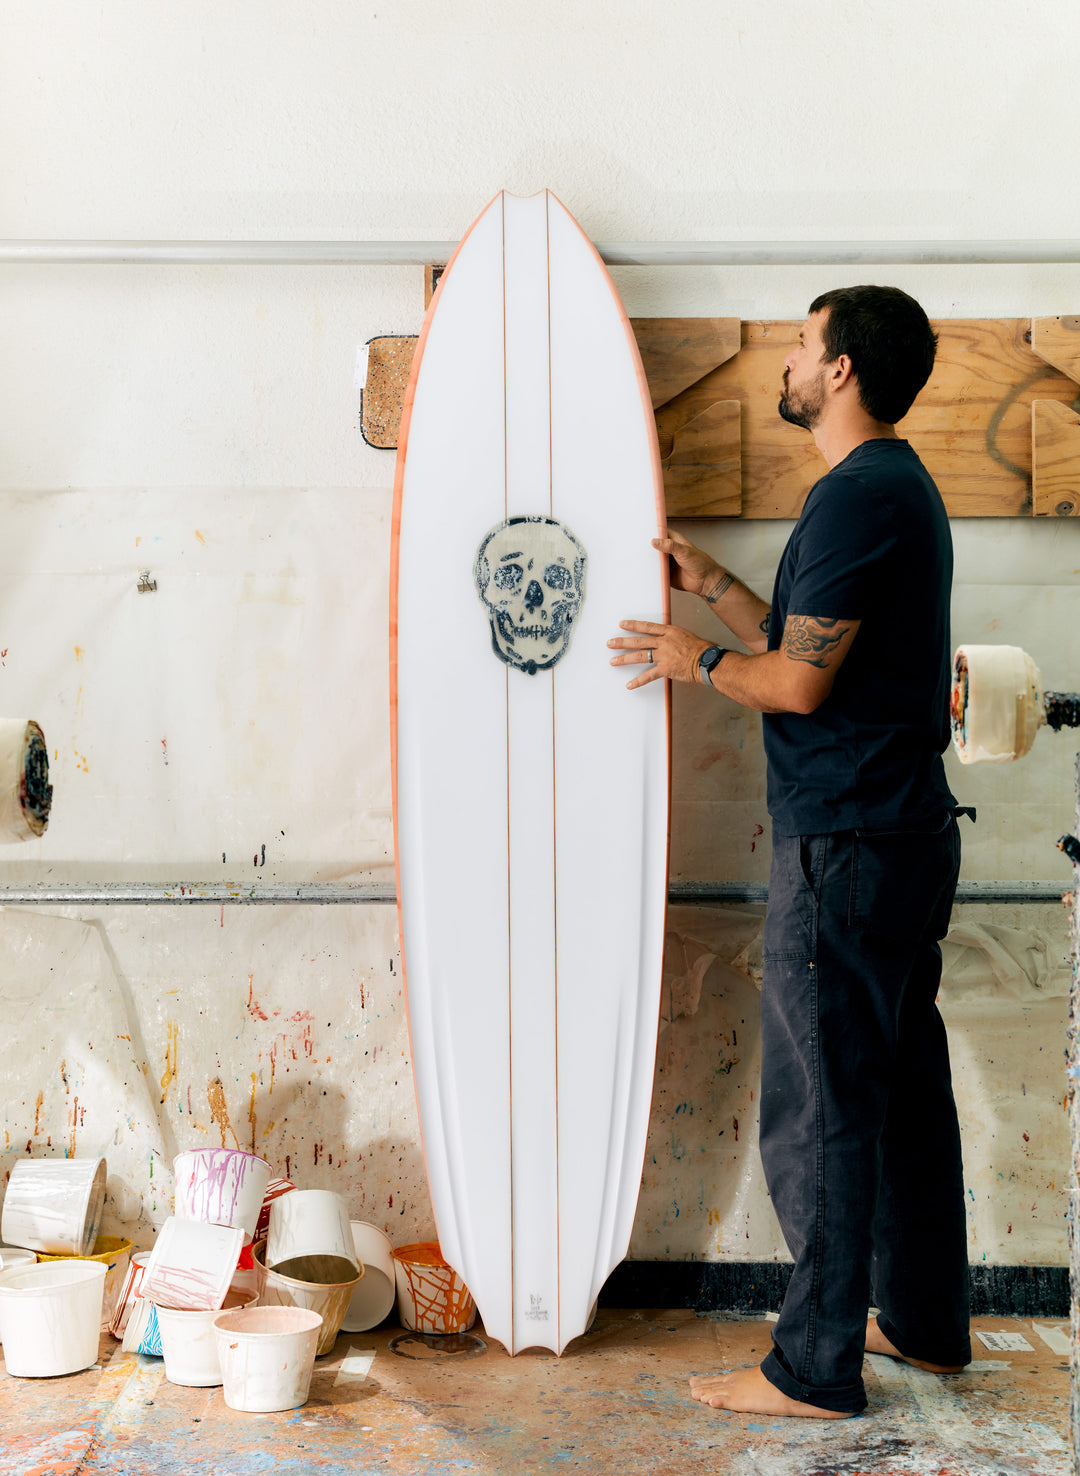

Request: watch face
left=700, top=646, right=722, bottom=671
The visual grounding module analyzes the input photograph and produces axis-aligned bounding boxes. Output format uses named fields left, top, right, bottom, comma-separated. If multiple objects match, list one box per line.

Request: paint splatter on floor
left=0, top=1313, right=1068, bottom=1475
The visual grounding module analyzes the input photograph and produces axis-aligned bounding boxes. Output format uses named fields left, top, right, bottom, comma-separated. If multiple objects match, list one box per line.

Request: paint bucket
left=0, top=1249, right=36, bottom=1346
left=392, top=1242, right=476, bottom=1334
left=252, top=1240, right=361, bottom=1356
left=341, top=1222, right=397, bottom=1333
left=173, top=1149, right=271, bottom=1243
left=0, top=1155, right=107, bottom=1255
left=212, top=1305, right=322, bottom=1412
left=254, top=1177, right=296, bottom=1244
left=37, top=1235, right=133, bottom=1330
left=141, top=1215, right=244, bottom=1311
left=0, top=1247, right=37, bottom=1273
left=155, top=1286, right=258, bottom=1387
left=265, top=1189, right=357, bottom=1283
left=0, top=1260, right=107, bottom=1376
left=121, top=1294, right=162, bottom=1357
left=108, top=1250, right=151, bottom=1339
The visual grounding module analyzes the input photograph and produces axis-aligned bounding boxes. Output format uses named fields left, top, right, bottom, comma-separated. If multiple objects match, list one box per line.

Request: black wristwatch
left=698, top=645, right=728, bottom=686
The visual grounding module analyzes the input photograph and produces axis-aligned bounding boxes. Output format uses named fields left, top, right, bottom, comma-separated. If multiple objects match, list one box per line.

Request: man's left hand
left=607, top=620, right=709, bottom=689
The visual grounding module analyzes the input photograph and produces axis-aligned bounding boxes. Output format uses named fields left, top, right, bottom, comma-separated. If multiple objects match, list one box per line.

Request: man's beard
left=778, top=368, right=827, bottom=430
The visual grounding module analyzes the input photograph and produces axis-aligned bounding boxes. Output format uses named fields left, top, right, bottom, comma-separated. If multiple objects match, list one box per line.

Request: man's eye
left=544, top=564, right=573, bottom=590
left=494, top=564, right=522, bottom=592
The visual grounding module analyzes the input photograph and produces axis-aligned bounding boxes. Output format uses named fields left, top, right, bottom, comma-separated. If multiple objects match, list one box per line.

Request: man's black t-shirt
left=762, top=438, right=957, bottom=835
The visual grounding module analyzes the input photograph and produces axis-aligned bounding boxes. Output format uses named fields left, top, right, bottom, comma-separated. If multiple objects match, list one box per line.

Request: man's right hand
left=652, top=530, right=728, bottom=603
left=653, top=531, right=773, bottom=653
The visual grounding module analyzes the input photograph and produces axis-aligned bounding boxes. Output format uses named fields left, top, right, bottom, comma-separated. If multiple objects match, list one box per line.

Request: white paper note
left=975, top=1330, right=1034, bottom=1353
left=1032, top=1322, right=1071, bottom=1356
left=333, top=1346, right=376, bottom=1385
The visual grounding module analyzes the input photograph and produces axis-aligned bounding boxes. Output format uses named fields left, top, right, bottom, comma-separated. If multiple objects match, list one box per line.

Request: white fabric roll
left=0, top=719, right=51, bottom=842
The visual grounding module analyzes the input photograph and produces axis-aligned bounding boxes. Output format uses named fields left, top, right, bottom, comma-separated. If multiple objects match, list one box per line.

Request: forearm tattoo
left=759, top=613, right=771, bottom=635
left=703, top=570, right=735, bottom=605
left=782, top=615, right=850, bottom=668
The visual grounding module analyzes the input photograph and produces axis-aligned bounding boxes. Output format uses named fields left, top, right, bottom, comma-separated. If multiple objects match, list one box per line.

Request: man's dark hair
left=808, top=285, right=938, bottom=425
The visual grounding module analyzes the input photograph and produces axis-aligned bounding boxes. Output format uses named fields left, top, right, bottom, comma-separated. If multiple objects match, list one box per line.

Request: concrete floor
left=0, top=1310, right=1071, bottom=1475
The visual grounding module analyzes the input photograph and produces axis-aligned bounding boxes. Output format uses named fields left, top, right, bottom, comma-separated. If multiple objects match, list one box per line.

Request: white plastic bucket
left=0, top=1260, right=107, bottom=1376
left=109, top=1250, right=151, bottom=1339
left=253, top=1241, right=361, bottom=1356
left=1, top=1156, right=107, bottom=1255
left=37, top=1236, right=132, bottom=1331
left=254, top=1178, right=296, bottom=1244
left=392, top=1242, right=476, bottom=1334
left=341, top=1222, right=396, bottom=1332
left=155, top=1286, right=258, bottom=1387
left=173, top=1150, right=271, bottom=1243
left=213, top=1305, right=322, bottom=1412
left=0, top=1247, right=37, bottom=1273
left=121, top=1294, right=162, bottom=1356
left=142, top=1216, right=243, bottom=1311
left=265, top=1189, right=357, bottom=1283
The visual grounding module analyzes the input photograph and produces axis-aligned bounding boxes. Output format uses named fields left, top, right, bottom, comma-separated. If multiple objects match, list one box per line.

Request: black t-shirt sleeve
left=785, top=472, right=897, bottom=620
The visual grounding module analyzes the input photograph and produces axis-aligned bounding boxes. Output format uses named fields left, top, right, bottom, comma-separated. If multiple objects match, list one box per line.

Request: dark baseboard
left=599, top=1260, right=1068, bottom=1319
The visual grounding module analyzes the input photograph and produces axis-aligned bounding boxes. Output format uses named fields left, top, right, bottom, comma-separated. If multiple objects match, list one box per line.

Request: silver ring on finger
left=646, top=649, right=654, bottom=664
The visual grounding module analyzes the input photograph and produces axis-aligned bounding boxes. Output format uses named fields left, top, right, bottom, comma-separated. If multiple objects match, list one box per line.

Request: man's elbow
left=786, top=680, right=830, bottom=715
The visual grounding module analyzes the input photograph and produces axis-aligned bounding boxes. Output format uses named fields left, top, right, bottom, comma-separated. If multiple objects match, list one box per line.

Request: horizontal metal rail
left=0, top=880, right=1066, bottom=905
left=4, top=239, right=1080, bottom=267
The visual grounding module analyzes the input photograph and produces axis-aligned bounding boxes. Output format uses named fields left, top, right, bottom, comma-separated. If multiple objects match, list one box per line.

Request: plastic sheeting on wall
left=633, top=904, right=1070, bottom=1265
left=0, top=908, right=165, bottom=1239
left=0, top=904, right=432, bottom=1252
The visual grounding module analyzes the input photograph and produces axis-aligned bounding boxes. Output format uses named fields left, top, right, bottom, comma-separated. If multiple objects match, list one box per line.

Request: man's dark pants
left=757, top=814, right=971, bottom=1414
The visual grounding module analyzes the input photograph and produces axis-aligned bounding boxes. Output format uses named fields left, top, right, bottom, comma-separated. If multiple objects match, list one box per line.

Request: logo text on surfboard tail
left=474, top=516, right=587, bottom=676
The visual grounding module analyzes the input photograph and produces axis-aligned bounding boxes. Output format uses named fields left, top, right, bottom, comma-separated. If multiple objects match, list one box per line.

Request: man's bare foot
left=864, top=1318, right=966, bottom=1373
left=688, top=1366, right=855, bottom=1418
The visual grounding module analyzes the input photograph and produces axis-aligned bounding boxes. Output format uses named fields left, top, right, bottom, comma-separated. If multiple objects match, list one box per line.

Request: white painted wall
left=1, top=0, right=1076, bottom=1269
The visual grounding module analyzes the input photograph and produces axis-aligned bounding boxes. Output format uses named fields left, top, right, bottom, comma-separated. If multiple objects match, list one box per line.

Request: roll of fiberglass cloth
left=0, top=719, right=52, bottom=842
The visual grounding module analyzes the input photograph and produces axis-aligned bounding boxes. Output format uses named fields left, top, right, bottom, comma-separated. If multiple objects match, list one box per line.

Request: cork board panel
left=361, top=336, right=418, bottom=449
left=669, top=318, right=1080, bottom=518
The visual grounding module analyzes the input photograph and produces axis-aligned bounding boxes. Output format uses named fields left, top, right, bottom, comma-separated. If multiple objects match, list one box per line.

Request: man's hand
left=607, top=620, right=709, bottom=689
left=653, top=531, right=727, bottom=602
left=609, top=611, right=862, bottom=710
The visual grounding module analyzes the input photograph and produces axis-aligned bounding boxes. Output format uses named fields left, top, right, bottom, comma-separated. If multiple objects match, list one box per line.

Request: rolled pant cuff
left=876, top=1314, right=971, bottom=1368
left=760, top=1348, right=867, bottom=1415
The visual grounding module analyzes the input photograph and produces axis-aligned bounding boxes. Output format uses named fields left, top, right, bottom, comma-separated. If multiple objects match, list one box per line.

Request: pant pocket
left=764, top=832, right=822, bottom=960
left=850, top=816, right=959, bottom=941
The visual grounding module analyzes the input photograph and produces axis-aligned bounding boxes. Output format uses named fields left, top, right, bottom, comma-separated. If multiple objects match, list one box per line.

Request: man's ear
left=830, top=354, right=855, bottom=391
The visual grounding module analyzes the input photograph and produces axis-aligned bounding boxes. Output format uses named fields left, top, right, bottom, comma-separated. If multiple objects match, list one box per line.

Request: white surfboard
left=391, top=189, right=669, bottom=1355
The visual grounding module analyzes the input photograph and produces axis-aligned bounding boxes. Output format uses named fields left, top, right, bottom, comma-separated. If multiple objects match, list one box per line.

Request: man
left=609, top=286, right=970, bottom=1418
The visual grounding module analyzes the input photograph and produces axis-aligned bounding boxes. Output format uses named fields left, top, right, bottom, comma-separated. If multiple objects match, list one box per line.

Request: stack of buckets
left=0, top=1149, right=474, bottom=1412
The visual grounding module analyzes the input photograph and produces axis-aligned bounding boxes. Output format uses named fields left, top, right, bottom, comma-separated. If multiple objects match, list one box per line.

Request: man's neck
left=812, top=418, right=899, bottom=470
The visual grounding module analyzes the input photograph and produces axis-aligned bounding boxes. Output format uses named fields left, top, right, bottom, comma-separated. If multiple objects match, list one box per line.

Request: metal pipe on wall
left=0, top=881, right=1064, bottom=905
left=3, top=239, right=1080, bottom=267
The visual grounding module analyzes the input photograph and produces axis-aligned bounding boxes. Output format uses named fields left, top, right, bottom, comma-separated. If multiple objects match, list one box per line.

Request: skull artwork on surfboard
left=474, top=516, right=587, bottom=675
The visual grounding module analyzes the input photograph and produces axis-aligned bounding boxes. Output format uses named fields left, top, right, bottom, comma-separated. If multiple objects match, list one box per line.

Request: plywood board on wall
left=662, top=319, right=1080, bottom=519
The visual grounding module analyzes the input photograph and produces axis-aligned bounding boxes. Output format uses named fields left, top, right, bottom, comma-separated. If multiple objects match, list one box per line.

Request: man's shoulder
left=801, top=440, right=940, bottom=523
